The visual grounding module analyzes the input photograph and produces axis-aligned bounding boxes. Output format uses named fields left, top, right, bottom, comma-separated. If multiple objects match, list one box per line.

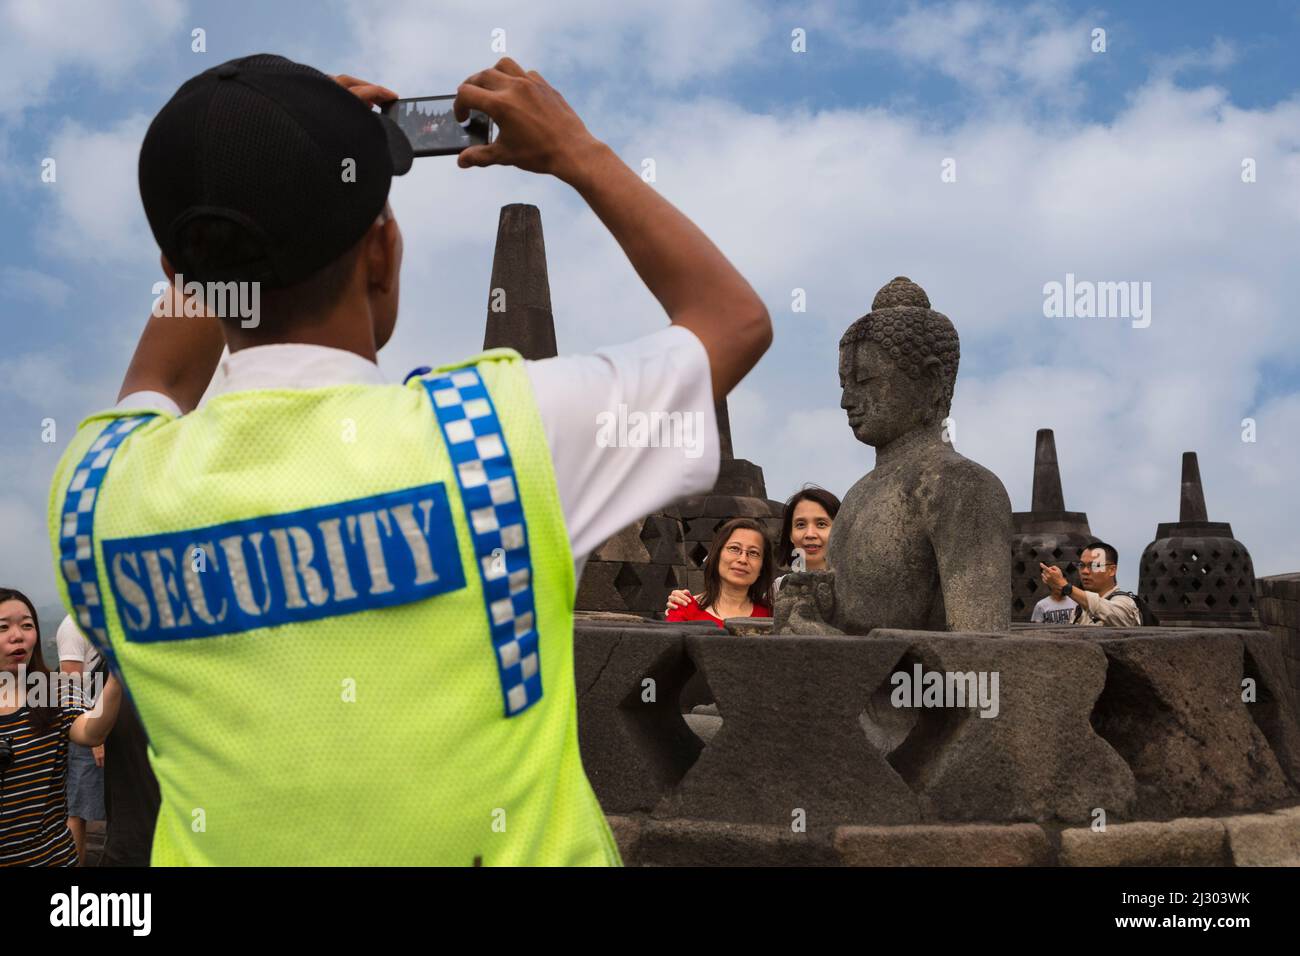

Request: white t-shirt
left=114, top=325, right=721, bottom=581
left=1031, top=594, right=1079, bottom=624
left=56, top=613, right=103, bottom=675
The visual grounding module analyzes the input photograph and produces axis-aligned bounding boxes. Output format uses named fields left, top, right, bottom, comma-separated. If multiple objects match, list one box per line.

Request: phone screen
left=382, top=95, right=492, bottom=157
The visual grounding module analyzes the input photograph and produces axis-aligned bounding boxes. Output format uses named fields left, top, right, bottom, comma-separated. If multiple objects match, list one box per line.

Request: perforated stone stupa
left=1139, top=451, right=1259, bottom=626
left=1010, top=429, right=1093, bottom=621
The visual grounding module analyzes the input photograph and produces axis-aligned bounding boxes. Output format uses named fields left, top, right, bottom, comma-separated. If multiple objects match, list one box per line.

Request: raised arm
left=117, top=279, right=226, bottom=412
left=455, top=58, right=772, bottom=403
left=69, top=673, right=123, bottom=748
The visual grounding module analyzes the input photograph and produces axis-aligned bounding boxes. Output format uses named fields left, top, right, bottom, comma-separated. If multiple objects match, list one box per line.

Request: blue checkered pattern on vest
left=421, top=368, right=543, bottom=717
left=56, top=415, right=155, bottom=675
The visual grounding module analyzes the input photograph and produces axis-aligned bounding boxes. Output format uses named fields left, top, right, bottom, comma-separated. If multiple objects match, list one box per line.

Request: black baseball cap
left=139, top=53, right=413, bottom=290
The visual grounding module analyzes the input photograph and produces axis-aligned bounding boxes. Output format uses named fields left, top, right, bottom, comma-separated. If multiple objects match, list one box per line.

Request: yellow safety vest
left=48, top=348, right=620, bottom=866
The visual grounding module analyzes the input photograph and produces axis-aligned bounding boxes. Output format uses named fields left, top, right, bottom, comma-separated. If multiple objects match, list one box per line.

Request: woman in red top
left=666, top=517, right=774, bottom=627
left=666, top=486, right=841, bottom=615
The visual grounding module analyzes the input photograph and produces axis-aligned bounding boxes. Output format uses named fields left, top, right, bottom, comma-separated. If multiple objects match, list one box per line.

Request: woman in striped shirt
left=0, top=589, right=122, bottom=867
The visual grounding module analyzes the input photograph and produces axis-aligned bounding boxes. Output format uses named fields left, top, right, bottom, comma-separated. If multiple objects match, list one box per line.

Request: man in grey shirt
left=1040, top=541, right=1142, bottom=627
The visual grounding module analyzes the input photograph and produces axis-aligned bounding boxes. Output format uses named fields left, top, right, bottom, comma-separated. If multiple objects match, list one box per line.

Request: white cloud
left=341, top=0, right=772, bottom=92
left=1152, top=37, right=1238, bottom=80
left=849, top=0, right=1096, bottom=104
left=1, top=266, right=71, bottom=308
left=0, top=0, right=186, bottom=115
left=35, top=114, right=155, bottom=263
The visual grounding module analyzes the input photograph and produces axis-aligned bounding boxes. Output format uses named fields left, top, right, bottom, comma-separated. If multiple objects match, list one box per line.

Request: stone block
left=636, top=818, right=839, bottom=866
left=666, top=633, right=922, bottom=826
left=575, top=560, right=628, bottom=613
left=712, top=459, right=767, bottom=499
left=1223, top=805, right=1300, bottom=866
left=834, top=823, right=1052, bottom=866
left=590, top=518, right=651, bottom=564
left=683, top=516, right=724, bottom=542
left=1090, top=630, right=1295, bottom=816
left=1258, top=597, right=1287, bottom=626
left=575, top=626, right=702, bottom=813
left=1059, top=818, right=1228, bottom=866
left=1242, top=630, right=1300, bottom=787
left=612, top=562, right=683, bottom=614
left=606, top=815, right=642, bottom=865
left=672, top=496, right=707, bottom=520
left=638, top=513, right=687, bottom=566
left=868, top=631, right=1136, bottom=824
left=1261, top=575, right=1300, bottom=602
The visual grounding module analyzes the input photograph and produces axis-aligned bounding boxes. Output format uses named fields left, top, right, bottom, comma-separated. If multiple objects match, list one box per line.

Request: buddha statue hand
left=773, top=571, right=843, bottom=635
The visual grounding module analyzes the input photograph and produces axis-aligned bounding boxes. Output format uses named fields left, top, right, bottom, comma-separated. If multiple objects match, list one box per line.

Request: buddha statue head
left=838, top=277, right=960, bottom=448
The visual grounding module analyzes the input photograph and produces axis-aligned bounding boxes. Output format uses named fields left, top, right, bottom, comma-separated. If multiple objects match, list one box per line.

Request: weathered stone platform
left=575, top=621, right=1300, bottom=865
left=606, top=806, right=1300, bottom=866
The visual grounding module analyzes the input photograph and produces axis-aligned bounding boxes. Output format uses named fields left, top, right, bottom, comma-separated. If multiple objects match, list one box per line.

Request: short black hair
left=172, top=215, right=364, bottom=331
left=1083, top=540, right=1119, bottom=566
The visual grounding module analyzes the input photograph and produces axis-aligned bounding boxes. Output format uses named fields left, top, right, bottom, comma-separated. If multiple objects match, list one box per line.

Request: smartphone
left=382, top=95, right=493, bottom=157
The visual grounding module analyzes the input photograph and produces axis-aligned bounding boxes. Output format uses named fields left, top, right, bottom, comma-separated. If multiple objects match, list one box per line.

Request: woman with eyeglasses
left=665, top=517, right=774, bottom=627
left=665, top=486, right=841, bottom=618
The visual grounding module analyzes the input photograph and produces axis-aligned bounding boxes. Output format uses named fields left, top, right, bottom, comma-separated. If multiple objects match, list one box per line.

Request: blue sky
left=3, top=0, right=1299, bottom=612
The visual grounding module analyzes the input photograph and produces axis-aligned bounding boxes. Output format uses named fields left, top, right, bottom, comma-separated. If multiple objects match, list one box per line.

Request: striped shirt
left=0, top=695, right=85, bottom=867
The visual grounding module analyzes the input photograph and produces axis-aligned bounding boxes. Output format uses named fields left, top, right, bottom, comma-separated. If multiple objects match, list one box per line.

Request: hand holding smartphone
left=383, top=95, right=494, bottom=157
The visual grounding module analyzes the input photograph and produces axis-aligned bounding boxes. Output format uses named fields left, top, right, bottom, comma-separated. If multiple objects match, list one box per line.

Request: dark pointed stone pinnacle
left=1031, top=428, right=1066, bottom=512
left=714, top=396, right=734, bottom=462
left=1180, top=451, right=1209, bottom=522
left=483, top=203, right=558, bottom=360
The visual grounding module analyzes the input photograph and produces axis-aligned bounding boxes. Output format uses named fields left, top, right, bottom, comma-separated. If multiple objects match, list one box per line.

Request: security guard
left=47, top=54, right=770, bottom=865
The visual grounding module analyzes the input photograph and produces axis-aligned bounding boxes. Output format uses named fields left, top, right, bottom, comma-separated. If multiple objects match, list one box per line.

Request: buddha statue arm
left=930, top=471, right=1014, bottom=632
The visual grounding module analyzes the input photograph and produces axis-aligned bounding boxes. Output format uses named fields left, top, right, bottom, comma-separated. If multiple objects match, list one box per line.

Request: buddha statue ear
left=920, top=354, right=948, bottom=420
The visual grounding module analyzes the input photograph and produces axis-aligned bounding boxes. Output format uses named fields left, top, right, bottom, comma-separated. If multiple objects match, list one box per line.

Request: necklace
left=708, top=595, right=752, bottom=619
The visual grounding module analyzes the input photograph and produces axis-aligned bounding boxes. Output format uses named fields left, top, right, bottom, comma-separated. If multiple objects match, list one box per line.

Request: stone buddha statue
left=775, top=277, right=1013, bottom=634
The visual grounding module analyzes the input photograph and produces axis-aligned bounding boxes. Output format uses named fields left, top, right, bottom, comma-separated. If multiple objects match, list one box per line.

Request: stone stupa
left=1010, top=429, right=1093, bottom=621
left=1139, top=451, right=1259, bottom=626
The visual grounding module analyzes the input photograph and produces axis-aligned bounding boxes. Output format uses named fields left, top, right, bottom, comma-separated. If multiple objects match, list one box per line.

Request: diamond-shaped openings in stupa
left=1138, top=451, right=1258, bottom=625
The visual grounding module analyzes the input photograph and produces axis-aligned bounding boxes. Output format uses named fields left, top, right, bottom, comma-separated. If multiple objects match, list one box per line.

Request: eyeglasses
left=722, top=545, right=763, bottom=561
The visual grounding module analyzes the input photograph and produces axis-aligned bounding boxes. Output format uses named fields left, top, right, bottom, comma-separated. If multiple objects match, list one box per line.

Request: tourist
left=55, top=615, right=106, bottom=865
left=0, top=589, right=122, bottom=867
left=1040, top=541, right=1143, bottom=626
left=665, top=486, right=840, bottom=615
left=774, top=486, right=840, bottom=579
left=44, top=54, right=770, bottom=865
left=665, top=518, right=774, bottom=627
left=99, top=694, right=161, bottom=867
left=1029, top=576, right=1078, bottom=623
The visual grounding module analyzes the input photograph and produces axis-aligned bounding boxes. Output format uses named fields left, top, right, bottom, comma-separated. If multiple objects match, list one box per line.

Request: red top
left=665, top=593, right=772, bottom=628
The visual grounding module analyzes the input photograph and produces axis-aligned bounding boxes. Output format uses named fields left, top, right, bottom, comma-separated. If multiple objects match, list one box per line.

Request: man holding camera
left=1040, top=541, right=1143, bottom=627
left=47, top=54, right=770, bottom=865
